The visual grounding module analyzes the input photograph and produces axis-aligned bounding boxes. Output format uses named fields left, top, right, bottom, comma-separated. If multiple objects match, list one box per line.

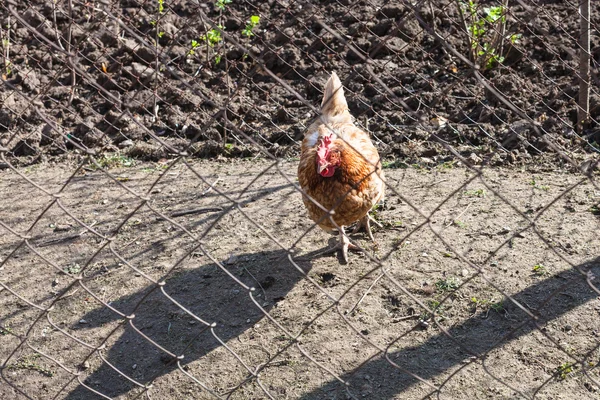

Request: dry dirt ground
left=0, top=158, right=599, bottom=400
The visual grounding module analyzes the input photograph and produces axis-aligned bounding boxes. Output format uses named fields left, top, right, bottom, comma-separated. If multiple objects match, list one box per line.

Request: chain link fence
left=1, top=0, right=599, bottom=399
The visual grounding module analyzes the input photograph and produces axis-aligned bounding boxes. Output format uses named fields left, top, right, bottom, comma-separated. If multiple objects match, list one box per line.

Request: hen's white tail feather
left=321, top=72, right=352, bottom=124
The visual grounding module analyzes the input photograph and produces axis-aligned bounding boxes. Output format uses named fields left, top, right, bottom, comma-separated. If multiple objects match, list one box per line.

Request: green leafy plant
left=194, top=26, right=224, bottom=64
left=470, top=297, right=505, bottom=314
left=429, top=299, right=441, bottom=310
left=7, top=354, right=54, bottom=377
left=420, top=299, right=442, bottom=322
left=464, top=189, right=486, bottom=197
left=509, top=33, right=522, bottom=44
left=2, top=59, right=11, bottom=77
left=453, top=220, right=467, bottom=228
left=529, top=177, right=550, bottom=191
left=242, top=15, right=261, bottom=37
left=89, top=154, right=135, bottom=170
left=382, top=159, right=409, bottom=169
left=63, top=263, right=82, bottom=275
left=435, top=277, right=460, bottom=293
left=457, top=1, right=520, bottom=69
left=215, top=0, right=231, bottom=10
left=150, top=0, right=166, bottom=40
left=188, top=39, right=201, bottom=56
left=555, top=361, right=577, bottom=380
left=203, top=27, right=223, bottom=47
left=532, top=263, right=546, bottom=276
left=490, top=300, right=504, bottom=312
left=188, top=1, right=261, bottom=68
left=0, top=324, right=14, bottom=336
left=436, top=160, right=457, bottom=171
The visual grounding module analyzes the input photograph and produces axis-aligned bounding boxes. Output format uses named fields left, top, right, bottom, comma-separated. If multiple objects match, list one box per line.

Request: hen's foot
left=352, top=214, right=382, bottom=241
left=315, top=227, right=358, bottom=263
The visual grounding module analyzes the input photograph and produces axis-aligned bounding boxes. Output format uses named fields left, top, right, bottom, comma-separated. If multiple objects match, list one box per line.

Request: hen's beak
left=317, top=163, right=329, bottom=174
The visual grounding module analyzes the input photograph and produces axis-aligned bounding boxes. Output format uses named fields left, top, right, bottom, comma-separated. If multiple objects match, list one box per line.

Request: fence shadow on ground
left=55, top=255, right=600, bottom=399
left=299, top=258, right=600, bottom=399
left=62, top=249, right=312, bottom=399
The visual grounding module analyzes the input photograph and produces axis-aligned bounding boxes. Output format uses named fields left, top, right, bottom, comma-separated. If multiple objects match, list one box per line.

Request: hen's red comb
left=317, top=134, right=332, bottom=160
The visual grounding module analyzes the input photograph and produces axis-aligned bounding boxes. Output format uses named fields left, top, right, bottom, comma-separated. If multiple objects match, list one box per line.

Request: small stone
left=79, top=319, right=88, bottom=324
left=131, top=62, right=155, bottom=80
left=17, top=68, right=41, bottom=93
left=226, top=254, right=238, bottom=265
left=119, top=139, right=134, bottom=148
left=467, top=153, right=482, bottom=165
left=53, top=224, right=72, bottom=232
left=431, top=116, right=448, bottom=128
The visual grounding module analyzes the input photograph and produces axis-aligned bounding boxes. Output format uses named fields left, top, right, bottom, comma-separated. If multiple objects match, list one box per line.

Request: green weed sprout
left=188, top=39, right=200, bottom=56
left=215, top=0, right=231, bottom=10
left=203, top=27, right=223, bottom=47
left=532, top=264, right=546, bottom=276
left=196, top=26, right=224, bottom=63
left=188, top=4, right=260, bottom=66
left=555, top=362, right=577, bottom=380
left=458, top=1, right=520, bottom=70
left=242, top=15, right=261, bottom=37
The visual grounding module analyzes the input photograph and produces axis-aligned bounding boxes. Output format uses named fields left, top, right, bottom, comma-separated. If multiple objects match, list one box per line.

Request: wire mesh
left=0, top=0, right=599, bottom=399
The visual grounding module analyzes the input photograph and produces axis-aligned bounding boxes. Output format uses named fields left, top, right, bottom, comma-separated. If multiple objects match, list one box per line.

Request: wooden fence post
left=578, top=0, right=590, bottom=133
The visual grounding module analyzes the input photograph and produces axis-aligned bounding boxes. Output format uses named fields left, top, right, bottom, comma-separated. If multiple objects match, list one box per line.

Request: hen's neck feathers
left=307, top=142, right=373, bottom=192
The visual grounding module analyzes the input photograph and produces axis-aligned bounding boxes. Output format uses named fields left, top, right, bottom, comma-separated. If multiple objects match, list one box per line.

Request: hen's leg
left=315, top=226, right=358, bottom=263
left=352, top=215, right=382, bottom=241
left=337, top=226, right=357, bottom=263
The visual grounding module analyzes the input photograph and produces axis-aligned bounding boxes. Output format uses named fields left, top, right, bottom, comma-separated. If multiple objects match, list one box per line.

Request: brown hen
left=298, top=72, right=384, bottom=262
